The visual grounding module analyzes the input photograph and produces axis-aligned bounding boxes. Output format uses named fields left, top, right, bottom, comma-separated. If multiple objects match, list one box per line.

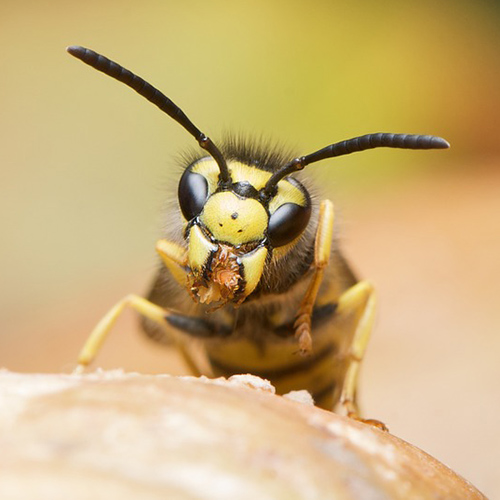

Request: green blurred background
left=1, top=0, right=499, bottom=496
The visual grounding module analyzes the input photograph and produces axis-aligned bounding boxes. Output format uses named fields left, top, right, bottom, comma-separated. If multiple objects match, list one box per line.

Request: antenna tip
left=66, top=45, right=86, bottom=58
left=433, top=136, right=451, bottom=149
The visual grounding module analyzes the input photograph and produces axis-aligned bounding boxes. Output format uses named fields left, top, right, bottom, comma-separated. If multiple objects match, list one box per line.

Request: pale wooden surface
left=0, top=371, right=485, bottom=500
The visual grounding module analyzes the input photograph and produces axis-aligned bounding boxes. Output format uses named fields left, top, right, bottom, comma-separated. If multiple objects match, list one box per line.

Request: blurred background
left=1, top=0, right=499, bottom=496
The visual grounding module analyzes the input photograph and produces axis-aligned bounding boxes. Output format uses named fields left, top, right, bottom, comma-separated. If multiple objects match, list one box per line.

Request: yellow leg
left=294, top=199, right=334, bottom=355
left=75, top=294, right=201, bottom=377
left=140, top=238, right=191, bottom=344
left=155, top=239, right=188, bottom=287
left=336, top=281, right=388, bottom=431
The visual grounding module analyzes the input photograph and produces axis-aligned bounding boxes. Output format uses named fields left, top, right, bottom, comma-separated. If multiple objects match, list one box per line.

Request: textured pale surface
left=0, top=371, right=485, bottom=500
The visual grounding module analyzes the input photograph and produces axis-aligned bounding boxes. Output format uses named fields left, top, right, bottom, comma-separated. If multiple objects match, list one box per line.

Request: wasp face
left=178, top=158, right=312, bottom=306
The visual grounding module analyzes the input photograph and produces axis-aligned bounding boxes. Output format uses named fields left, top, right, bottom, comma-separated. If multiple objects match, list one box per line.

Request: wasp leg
left=155, top=239, right=189, bottom=286
left=75, top=294, right=202, bottom=376
left=336, top=281, right=388, bottom=431
left=140, top=239, right=191, bottom=344
left=294, top=199, right=334, bottom=355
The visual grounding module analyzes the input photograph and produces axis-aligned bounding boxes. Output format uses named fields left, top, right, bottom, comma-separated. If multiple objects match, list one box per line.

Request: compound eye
left=178, top=169, right=209, bottom=221
left=268, top=203, right=311, bottom=247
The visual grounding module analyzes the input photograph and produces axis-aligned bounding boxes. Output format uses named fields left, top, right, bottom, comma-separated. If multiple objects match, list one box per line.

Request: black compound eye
left=178, top=169, right=209, bottom=220
left=268, top=202, right=311, bottom=247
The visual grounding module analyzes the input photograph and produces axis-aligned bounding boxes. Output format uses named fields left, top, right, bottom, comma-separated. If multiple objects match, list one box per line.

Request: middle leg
left=294, top=199, right=335, bottom=355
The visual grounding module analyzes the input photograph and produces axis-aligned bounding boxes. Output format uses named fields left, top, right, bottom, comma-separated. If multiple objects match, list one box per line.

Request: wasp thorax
left=199, top=192, right=268, bottom=246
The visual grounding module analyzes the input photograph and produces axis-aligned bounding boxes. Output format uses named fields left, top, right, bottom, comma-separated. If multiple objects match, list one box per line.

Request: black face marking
left=268, top=202, right=312, bottom=248
left=231, top=181, right=259, bottom=199
left=178, top=169, right=209, bottom=221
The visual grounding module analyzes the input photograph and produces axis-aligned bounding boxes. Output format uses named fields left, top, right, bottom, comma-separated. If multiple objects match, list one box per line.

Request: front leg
left=76, top=294, right=203, bottom=376
left=76, top=239, right=196, bottom=375
left=294, top=199, right=334, bottom=355
left=155, top=238, right=189, bottom=286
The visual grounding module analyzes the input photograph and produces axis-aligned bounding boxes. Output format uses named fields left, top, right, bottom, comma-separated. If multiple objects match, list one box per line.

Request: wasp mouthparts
left=190, top=245, right=242, bottom=306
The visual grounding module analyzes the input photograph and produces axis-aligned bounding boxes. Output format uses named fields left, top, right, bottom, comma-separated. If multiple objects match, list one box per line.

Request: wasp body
left=68, top=46, right=449, bottom=419
left=145, top=142, right=358, bottom=409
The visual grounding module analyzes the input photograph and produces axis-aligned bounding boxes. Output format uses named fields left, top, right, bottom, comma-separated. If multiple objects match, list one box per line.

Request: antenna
left=261, top=133, right=450, bottom=199
left=66, top=45, right=231, bottom=184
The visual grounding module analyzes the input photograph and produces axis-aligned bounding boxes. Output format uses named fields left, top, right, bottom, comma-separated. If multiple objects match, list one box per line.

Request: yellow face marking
left=238, top=246, right=268, bottom=297
left=200, top=192, right=268, bottom=245
left=190, top=159, right=308, bottom=215
left=268, top=180, right=307, bottom=214
left=188, top=224, right=217, bottom=272
left=230, top=163, right=272, bottom=190
left=191, top=158, right=220, bottom=195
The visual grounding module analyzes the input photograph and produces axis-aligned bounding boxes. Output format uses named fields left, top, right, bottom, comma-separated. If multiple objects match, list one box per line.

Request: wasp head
left=178, top=158, right=312, bottom=307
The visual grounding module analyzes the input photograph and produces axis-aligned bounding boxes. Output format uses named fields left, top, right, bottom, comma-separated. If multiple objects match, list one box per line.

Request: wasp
left=67, top=46, right=449, bottom=426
